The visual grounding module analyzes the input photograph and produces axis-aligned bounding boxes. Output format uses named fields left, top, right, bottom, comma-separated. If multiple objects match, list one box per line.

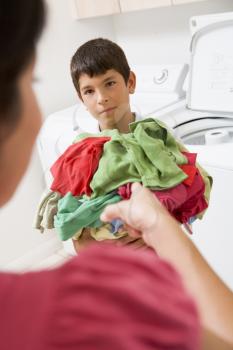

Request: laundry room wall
left=35, top=0, right=116, bottom=118
left=34, top=0, right=233, bottom=118
left=113, top=0, right=233, bottom=66
left=35, top=0, right=233, bottom=118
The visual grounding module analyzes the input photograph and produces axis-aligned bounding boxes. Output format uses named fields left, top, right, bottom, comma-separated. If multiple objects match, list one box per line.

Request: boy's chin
left=99, top=116, right=119, bottom=127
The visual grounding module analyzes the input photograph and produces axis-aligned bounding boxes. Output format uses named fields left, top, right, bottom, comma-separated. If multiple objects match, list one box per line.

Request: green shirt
left=54, top=191, right=121, bottom=241
left=80, top=118, right=188, bottom=198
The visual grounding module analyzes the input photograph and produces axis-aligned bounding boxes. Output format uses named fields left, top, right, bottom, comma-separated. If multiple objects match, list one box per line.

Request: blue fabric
left=111, top=219, right=124, bottom=234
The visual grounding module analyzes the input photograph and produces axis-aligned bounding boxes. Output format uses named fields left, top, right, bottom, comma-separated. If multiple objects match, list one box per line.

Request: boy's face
left=78, top=69, right=136, bottom=129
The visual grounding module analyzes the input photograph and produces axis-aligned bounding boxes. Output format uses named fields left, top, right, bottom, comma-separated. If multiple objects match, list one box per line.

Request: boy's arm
left=72, top=228, right=147, bottom=253
left=72, top=228, right=95, bottom=253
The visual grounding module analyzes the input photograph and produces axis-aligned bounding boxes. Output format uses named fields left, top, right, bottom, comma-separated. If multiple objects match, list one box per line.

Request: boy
left=56, top=38, right=210, bottom=254
left=69, top=38, right=145, bottom=252
left=70, top=37, right=139, bottom=134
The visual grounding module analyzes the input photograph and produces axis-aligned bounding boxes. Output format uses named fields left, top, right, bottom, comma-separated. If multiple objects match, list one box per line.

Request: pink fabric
left=50, top=136, right=111, bottom=196
left=118, top=182, right=189, bottom=220
left=118, top=151, right=208, bottom=224
left=154, top=183, right=187, bottom=212
left=0, top=244, right=200, bottom=350
left=174, top=168, right=208, bottom=223
left=118, top=172, right=207, bottom=224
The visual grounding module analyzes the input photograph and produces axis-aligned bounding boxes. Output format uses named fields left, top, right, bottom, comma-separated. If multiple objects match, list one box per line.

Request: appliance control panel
left=132, top=64, right=189, bottom=96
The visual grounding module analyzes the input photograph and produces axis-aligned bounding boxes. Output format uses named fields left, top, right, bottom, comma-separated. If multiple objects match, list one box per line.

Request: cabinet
left=172, top=0, right=206, bottom=4
left=119, top=0, right=171, bottom=13
left=71, top=0, right=120, bottom=19
left=71, top=0, right=207, bottom=19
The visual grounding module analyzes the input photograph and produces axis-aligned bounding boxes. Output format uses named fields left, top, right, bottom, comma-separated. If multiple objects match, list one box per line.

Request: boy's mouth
left=100, top=107, right=116, bottom=114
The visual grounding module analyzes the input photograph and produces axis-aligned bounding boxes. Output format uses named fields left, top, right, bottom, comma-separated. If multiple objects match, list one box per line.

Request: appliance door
left=191, top=166, right=233, bottom=290
left=174, top=117, right=233, bottom=289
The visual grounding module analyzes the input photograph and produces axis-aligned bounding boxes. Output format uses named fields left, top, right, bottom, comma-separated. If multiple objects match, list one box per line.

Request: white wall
left=113, top=0, right=233, bottom=66
left=35, top=0, right=116, bottom=117
left=1, top=0, right=233, bottom=267
left=0, top=149, right=58, bottom=266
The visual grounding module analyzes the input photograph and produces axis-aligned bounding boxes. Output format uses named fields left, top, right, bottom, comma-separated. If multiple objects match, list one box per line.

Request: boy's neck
left=99, top=111, right=135, bottom=133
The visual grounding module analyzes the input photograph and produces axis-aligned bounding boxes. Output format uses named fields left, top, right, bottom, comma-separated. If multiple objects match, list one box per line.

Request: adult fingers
left=100, top=201, right=128, bottom=223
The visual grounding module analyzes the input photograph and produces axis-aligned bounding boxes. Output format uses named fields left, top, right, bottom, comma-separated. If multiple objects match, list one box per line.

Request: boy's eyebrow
left=81, top=75, right=117, bottom=91
left=81, top=84, right=93, bottom=92
left=103, top=75, right=116, bottom=82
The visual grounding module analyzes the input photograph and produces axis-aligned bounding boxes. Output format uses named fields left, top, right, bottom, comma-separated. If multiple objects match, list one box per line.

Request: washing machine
left=153, top=12, right=233, bottom=290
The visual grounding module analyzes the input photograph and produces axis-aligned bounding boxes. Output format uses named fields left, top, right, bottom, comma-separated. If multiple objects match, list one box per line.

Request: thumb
left=131, top=182, right=143, bottom=196
left=100, top=202, right=125, bottom=223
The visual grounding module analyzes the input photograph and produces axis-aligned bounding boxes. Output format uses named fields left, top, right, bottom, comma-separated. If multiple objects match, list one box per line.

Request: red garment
left=0, top=244, right=200, bottom=350
left=181, top=164, right=197, bottom=186
left=118, top=182, right=188, bottom=219
left=118, top=151, right=207, bottom=223
left=180, top=152, right=197, bottom=186
left=50, top=136, right=111, bottom=196
left=182, top=151, right=197, bottom=165
left=174, top=168, right=208, bottom=223
left=176, top=152, right=208, bottom=223
left=118, top=168, right=207, bottom=224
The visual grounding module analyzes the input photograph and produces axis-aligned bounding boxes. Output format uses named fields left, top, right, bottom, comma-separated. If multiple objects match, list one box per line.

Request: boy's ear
left=128, top=71, right=136, bottom=94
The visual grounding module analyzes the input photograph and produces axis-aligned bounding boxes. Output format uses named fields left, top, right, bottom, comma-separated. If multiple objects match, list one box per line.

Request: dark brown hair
left=0, top=0, right=46, bottom=140
left=70, top=38, right=130, bottom=98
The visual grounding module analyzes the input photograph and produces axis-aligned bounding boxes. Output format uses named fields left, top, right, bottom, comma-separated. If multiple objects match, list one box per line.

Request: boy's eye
left=84, top=89, right=94, bottom=95
left=106, top=81, right=116, bottom=87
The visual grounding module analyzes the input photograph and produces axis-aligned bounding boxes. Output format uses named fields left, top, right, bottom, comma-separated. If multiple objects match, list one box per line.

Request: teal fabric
left=54, top=192, right=121, bottom=241
left=88, top=118, right=188, bottom=198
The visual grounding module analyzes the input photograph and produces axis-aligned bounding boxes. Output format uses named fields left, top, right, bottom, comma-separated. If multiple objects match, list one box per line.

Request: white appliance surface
left=156, top=12, right=233, bottom=289
left=159, top=101, right=233, bottom=289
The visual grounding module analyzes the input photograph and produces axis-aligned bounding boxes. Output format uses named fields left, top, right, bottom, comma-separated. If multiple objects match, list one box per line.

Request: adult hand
left=101, top=183, right=172, bottom=247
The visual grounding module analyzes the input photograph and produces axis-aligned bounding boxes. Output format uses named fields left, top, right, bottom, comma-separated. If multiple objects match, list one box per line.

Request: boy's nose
left=97, top=92, right=109, bottom=104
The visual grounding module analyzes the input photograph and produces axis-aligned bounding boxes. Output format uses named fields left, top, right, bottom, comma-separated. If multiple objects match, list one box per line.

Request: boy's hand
left=72, top=225, right=147, bottom=253
left=72, top=228, right=95, bottom=253
left=114, top=235, right=147, bottom=250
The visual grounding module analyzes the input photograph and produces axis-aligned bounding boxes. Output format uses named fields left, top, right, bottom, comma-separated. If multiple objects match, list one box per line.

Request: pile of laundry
left=35, top=118, right=212, bottom=242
